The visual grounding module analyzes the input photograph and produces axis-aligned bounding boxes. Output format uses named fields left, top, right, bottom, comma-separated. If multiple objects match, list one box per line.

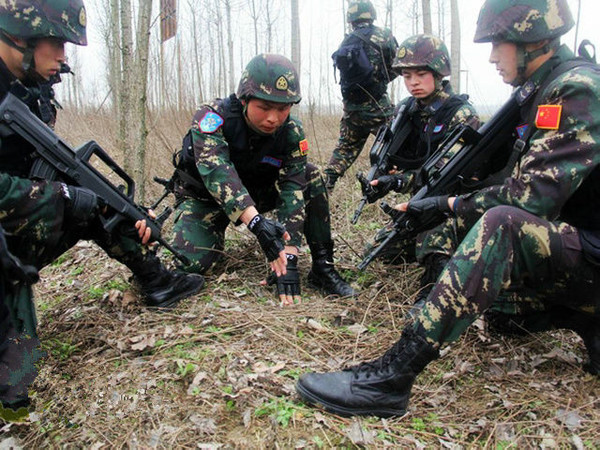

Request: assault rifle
left=358, top=88, right=525, bottom=270
left=352, top=103, right=412, bottom=224
left=0, top=92, right=189, bottom=265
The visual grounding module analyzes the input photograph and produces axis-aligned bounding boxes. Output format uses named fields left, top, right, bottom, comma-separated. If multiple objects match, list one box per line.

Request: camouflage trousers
left=0, top=283, right=42, bottom=408
left=412, top=206, right=599, bottom=347
left=172, top=163, right=332, bottom=274
left=325, top=108, right=392, bottom=178
left=0, top=218, right=158, bottom=406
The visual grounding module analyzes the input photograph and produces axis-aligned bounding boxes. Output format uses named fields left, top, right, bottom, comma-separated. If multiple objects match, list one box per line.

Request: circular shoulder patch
left=199, top=111, right=224, bottom=133
left=275, top=76, right=289, bottom=91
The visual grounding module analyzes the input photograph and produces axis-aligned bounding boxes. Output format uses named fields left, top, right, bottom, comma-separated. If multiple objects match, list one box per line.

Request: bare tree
left=248, top=0, right=260, bottom=55
left=188, top=1, right=204, bottom=102
left=450, top=0, right=461, bottom=92
left=291, top=0, right=301, bottom=72
left=422, top=0, right=432, bottom=34
left=224, top=0, right=235, bottom=93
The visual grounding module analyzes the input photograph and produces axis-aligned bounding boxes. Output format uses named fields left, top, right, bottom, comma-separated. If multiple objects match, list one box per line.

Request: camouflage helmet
left=237, top=54, right=301, bottom=104
left=474, top=0, right=574, bottom=44
left=347, top=1, right=377, bottom=24
left=0, top=0, right=88, bottom=46
left=394, top=34, right=451, bottom=77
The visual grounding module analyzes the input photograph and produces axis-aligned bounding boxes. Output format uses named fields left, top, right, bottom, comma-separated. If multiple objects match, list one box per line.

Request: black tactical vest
left=177, top=94, right=291, bottom=201
left=391, top=91, right=470, bottom=170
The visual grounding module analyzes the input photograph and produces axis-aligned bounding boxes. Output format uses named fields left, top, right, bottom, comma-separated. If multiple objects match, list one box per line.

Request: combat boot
left=296, top=327, right=439, bottom=418
left=407, top=253, right=450, bottom=319
left=308, top=242, right=356, bottom=298
left=486, top=306, right=600, bottom=375
left=131, top=254, right=205, bottom=308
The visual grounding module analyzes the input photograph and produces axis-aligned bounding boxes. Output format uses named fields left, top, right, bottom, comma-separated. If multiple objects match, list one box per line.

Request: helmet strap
left=0, top=31, right=39, bottom=80
left=516, top=38, right=560, bottom=84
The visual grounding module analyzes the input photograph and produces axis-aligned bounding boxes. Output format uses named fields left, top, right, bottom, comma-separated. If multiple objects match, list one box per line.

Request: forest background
left=3, top=1, right=600, bottom=448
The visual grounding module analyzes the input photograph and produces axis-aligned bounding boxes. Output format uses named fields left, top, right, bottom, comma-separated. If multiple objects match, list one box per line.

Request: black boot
left=308, top=242, right=356, bottom=298
left=296, top=327, right=438, bottom=417
left=132, top=254, right=205, bottom=309
left=407, top=254, right=449, bottom=319
left=486, top=306, right=600, bottom=375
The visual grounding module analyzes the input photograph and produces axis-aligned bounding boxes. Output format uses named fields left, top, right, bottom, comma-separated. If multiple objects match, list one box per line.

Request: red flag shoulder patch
left=535, top=104, right=562, bottom=130
left=299, top=139, right=309, bottom=156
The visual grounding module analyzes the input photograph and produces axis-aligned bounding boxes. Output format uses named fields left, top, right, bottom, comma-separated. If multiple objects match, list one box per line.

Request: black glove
left=267, top=254, right=301, bottom=298
left=406, top=195, right=451, bottom=216
left=247, top=214, right=286, bottom=262
left=61, top=184, right=103, bottom=223
left=365, top=174, right=403, bottom=203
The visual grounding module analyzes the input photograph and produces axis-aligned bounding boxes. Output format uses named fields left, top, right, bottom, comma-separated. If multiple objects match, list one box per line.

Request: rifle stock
left=0, top=92, right=189, bottom=266
left=359, top=89, right=524, bottom=270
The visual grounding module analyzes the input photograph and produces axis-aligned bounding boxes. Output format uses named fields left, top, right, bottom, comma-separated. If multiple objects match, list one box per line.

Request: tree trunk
left=134, top=0, right=153, bottom=201
left=450, top=0, right=461, bottom=92
left=119, top=0, right=134, bottom=173
left=291, top=0, right=301, bottom=73
left=422, top=0, right=432, bottom=34
left=225, top=0, right=235, bottom=93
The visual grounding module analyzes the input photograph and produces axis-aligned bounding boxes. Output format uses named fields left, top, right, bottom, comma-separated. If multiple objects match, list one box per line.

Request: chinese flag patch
left=299, top=139, right=309, bottom=156
left=535, top=105, right=562, bottom=130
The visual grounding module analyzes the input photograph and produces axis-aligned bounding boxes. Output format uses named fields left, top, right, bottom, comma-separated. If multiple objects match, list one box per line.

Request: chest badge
left=199, top=111, right=224, bottom=133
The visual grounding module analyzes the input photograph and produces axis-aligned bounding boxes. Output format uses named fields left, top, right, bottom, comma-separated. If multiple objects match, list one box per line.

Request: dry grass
left=1, top=108, right=599, bottom=448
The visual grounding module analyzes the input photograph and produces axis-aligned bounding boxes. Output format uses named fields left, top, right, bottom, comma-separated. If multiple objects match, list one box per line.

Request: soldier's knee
left=480, top=205, right=524, bottom=232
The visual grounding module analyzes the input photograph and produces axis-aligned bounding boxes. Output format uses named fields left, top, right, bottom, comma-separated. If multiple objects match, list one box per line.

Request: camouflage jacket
left=342, top=23, right=400, bottom=114
left=395, top=81, right=480, bottom=193
left=455, top=45, right=600, bottom=231
left=0, top=58, right=66, bottom=259
left=186, top=95, right=308, bottom=246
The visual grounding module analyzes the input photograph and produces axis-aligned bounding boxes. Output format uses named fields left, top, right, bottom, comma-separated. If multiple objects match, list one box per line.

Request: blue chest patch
left=199, top=111, right=224, bottom=133
left=516, top=124, right=529, bottom=139
left=260, top=155, right=283, bottom=168
left=424, top=123, right=445, bottom=134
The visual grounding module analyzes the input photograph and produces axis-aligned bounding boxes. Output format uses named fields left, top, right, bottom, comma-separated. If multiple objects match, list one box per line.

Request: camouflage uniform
left=415, top=43, right=600, bottom=349
left=0, top=0, right=203, bottom=415
left=295, top=0, right=599, bottom=420
left=324, top=1, right=400, bottom=186
left=365, top=35, right=479, bottom=264
left=172, top=96, right=331, bottom=272
left=171, top=54, right=355, bottom=298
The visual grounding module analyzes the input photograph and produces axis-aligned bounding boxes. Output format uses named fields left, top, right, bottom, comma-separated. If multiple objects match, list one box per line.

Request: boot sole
left=146, top=277, right=205, bottom=309
left=296, top=380, right=406, bottom=418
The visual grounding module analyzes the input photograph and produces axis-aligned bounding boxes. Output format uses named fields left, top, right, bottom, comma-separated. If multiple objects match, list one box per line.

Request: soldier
left=170, top=54, right=355, bottom=305
left=324, top=0, right=400, bottom=190
left=0, top=0, right=204, bottom=418
left=296, top=0, right=600, bottom=418
left=362, top=34, right=479, bottom=275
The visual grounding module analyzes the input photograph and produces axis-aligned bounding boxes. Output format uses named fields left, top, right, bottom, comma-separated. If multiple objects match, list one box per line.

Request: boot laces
left=350, top=339, right=406, bottom=378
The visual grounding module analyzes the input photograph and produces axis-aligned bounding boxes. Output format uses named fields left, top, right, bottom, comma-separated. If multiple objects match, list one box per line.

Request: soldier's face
left=489, top=41, right=518, bottom=85
left=33, top=37, right=67, bottom=80
left=401, top=68, right=436, bottom=99
left=244, top=98, right=292, bottom=134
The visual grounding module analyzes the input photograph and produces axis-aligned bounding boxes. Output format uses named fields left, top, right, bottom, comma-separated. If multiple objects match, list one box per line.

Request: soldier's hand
left=396, top=195, right=454, bottom=215
left=367, top=174, right=403, bottom=203
left=61, top=184, right=104, bottom=223
left=248, top=214, right=288, bottom=268
left=135, top=209, right=157, bottom=245
left=267, top=254, right=301, bottom=306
